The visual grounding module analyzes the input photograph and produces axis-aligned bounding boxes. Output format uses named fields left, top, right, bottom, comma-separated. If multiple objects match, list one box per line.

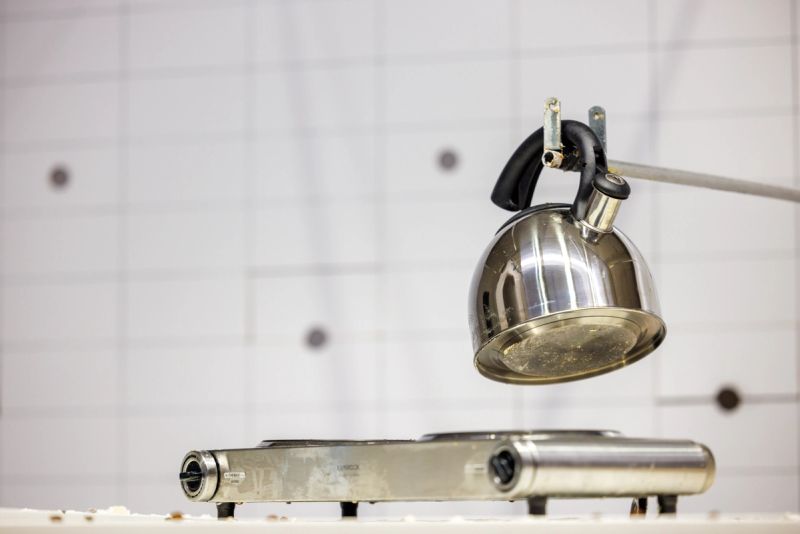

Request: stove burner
left=258, top=431, right=621, bottom=448
left=181, top=429, right=714, bottom=520
left=418, top=429, right=621, bottom=441
left=257, top=439, right=412, bottom=449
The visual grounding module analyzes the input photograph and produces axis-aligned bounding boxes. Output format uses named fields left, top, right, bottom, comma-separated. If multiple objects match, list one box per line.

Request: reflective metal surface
left=180, top=450, right=218, bottom=502
left=418, top=429, right=620, bottom=441
left=179, top=431, right=714, bottom=504
left=469, top=205, right=665, bottom=384
left=257, top=439, right=411, bottom=449
left=588, top=105, right=607, bottom=151
left=583, top=179, right=624, bottom=233
left=543, top=97, right=564, bottom=168
left=491, top=437, right=715, bottom=498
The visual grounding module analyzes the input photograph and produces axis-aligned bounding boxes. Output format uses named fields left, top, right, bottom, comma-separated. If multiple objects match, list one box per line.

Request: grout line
left=0, top=269, right=249, bottom=285
left=2, top=320, right=798, bottom=354
left=647, top=0, right=662, bottom=437
left=270, top=1, right=355, bottom=437
left=115, top=0, right=130, bottom=506
left=663, top=321, right=800, bottom=333
left=0, top=0, right=247, bottom=23
left=657, top=393, right=799, bottom=407
left=243, top=0, right=257, bottom=442
left=1, top=336, right=257, bottom=353
left=789, top=0, right=800, bottom=512
left=508, top=0, right=525, bottom=429
left=0, top=6, right=123, bottom=23
left=656, top=36, right=794, bottom=50
left=0, top=36, right=794, bottom=89
left=0, top=0, right=5, bottom=504
left=1, top=393, right=797, bottom=422
left=2, top=181, right=800, bottom=221
left=2, top=189, right=800, bottom=224
left=373, top=0, right=388, bottom=438
left=644, top=0, right=705, bottom=437
left=243, top=0, right=257, bottom=345
left=9, top=393, right=798, bottom=420
left=0, top=106, right=796, bottom=156
left=0, top=106, right=794, bottom=157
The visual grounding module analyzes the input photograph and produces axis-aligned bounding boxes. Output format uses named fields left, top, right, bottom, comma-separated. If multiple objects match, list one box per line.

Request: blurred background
left=0, top=0, right=797, bottom=519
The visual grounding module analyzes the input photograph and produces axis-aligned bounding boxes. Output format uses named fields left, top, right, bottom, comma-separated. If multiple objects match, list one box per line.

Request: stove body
left=180, top=431, right=715, bottom=518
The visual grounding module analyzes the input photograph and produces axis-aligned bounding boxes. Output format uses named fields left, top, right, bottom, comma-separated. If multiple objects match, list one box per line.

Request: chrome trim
left=581, top=181, right=624, bottom=233
left=180, top=450, right=219, bottom=502
left=490, top=437, right=715, bottom=499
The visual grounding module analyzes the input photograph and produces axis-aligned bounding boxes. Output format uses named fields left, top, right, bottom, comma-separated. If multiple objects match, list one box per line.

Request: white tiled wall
left=0, top=0, right=798, bottom=519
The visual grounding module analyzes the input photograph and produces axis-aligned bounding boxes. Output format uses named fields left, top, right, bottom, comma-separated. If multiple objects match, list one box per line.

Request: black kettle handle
left=491, top=120, right=625, bottom=217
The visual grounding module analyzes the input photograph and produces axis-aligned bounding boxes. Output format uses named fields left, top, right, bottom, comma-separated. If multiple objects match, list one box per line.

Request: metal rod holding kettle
left=607, top=159, right=800, bottom=204
left=542, top=98, right=800, bottom=204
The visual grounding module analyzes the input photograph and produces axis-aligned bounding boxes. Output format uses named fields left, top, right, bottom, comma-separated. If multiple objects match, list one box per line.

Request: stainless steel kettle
left=469, top=120, right=665, bottom=384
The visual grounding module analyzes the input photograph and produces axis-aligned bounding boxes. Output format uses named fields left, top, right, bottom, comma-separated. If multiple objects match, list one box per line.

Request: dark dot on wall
left=715, top=386, right=741, bottom=412
left=49, top=166, right=70, bottom=189
left=437, top=148, right=459, bottom=171
left=306, top=326, right=328, bottom=349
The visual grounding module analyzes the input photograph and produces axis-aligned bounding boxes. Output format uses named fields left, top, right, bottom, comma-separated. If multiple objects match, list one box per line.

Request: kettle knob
left=581, top=173, right=630, bottom=233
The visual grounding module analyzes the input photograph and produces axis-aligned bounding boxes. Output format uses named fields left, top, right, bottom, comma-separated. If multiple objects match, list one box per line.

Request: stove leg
left=340, top=502, right=358, bottom=518
left=527, top=496, right=547, bottom=516
left=657, top=495, right=678, bottom=515
left=630, top=497, right=648, bottom=516
left=216, top=503, right=235, bottom=520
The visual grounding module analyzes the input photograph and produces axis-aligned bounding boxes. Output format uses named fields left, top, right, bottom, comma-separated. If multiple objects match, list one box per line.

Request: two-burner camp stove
left=179, top=430, right=715, bottom=519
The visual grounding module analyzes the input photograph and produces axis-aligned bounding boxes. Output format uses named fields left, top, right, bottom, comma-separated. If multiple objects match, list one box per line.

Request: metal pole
left=607, top=160, right=800, bottom=204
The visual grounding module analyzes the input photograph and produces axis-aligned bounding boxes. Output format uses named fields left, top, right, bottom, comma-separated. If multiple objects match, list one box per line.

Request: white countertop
left=1, top=508, right=799, bottom=533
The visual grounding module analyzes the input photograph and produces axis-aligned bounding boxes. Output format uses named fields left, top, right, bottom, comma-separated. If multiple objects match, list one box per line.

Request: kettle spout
left=579, top=173, right=629, bottom=233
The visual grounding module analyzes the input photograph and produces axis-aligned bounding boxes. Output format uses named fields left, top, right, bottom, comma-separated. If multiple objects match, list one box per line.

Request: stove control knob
left=490, top=450, right=517, bottom=486
left=179, top=450, right=219, bottom=502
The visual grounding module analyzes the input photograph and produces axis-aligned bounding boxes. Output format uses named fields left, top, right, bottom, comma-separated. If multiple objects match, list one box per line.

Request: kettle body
left=469, top=120, right=665, bottom=384
left=469, top=204, right=665, bottom=384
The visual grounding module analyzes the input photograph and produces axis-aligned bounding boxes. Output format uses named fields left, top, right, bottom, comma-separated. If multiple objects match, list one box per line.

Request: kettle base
left=474, top=308, right=665, bottom=385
